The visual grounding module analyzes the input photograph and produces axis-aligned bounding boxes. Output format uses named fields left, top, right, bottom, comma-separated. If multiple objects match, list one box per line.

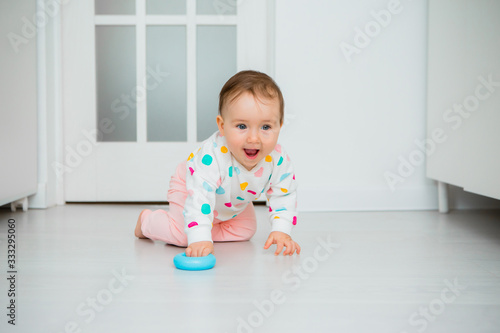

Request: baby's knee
left=240, top=224, right=257, bottom=241
left=139, top=209, right=153, bottom=223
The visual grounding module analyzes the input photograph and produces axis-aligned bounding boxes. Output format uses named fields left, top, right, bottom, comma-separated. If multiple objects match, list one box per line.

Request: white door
left=60, top=0, right=272, bottom=202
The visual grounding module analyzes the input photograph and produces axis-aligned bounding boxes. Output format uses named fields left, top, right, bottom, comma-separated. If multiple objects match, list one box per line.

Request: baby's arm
left=265, top=150, right=300, bottom=255
left=183, top=150, right=219, bottom=257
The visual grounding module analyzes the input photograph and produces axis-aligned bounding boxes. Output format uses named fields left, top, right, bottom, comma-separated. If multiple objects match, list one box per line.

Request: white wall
left=17, top=0, right=500, bottom=211
left=274, top=0, right=500, bottom=211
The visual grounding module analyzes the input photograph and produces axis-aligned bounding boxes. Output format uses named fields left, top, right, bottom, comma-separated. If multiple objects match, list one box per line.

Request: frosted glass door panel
left=146, top=26, right=187, bottom=142
left=196, top=25, right=236, bottom=141
left=196, top=0, right=237, bottom=15
left=147, top=0, right=186, bottom=15
left=96, top=26, right=137, bottom=142
left=95, top=0, right=135, bottom=15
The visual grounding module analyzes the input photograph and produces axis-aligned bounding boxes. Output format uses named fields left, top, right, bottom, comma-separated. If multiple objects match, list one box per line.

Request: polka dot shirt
left=183, top=131, right=298, bottom=245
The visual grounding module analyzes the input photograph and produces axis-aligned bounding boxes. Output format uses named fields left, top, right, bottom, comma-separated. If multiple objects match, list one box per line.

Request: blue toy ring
left=173, top=253, right=216, bottom=271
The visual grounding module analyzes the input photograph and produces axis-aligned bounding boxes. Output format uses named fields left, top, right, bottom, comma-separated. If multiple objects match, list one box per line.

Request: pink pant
left=140, top=161, right=257, bottom=247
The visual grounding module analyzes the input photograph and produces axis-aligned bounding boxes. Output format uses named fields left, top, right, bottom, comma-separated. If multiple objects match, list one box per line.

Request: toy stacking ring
left=173, top=253, right=216, bottom=271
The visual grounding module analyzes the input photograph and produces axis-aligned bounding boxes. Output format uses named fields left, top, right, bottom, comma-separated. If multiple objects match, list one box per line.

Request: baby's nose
left=247, top=130, right=260, bottom=142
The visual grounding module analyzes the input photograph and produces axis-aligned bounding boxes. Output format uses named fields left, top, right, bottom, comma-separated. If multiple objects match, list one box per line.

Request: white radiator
left=0, top=0, right=38, bottom=211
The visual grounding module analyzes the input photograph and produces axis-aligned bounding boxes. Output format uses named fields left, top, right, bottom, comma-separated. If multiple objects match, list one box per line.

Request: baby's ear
left=216, top=115, right=225, bottom=135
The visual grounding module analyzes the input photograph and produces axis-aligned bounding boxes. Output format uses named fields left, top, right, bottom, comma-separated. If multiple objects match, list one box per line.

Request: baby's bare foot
left=134, top=209, right=149, bottom=239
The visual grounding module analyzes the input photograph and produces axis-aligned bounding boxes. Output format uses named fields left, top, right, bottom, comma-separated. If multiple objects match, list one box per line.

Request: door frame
left=29, top=0, right=65, bottom=208
left=51, top=0, right=276, bottom=203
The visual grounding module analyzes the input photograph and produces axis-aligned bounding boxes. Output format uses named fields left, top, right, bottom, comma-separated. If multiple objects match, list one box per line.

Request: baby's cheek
left=226, top=133, right=244, bottom=148
left=224, top=140, right=238, bottom=154
left=263, top=134, right=279, bottom=148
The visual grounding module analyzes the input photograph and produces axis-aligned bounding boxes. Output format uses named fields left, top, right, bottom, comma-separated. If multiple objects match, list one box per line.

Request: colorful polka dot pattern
left=280, top=173, right=291, bottom=182
left=185, top=133, right=298, bottom=243
left=203, top=182, right=213, bottom=192
left=201, top=204, right=211, bottom=215
left=202, top=154, right=213, bottom=166
left=228, top=166, right=240, bottom=177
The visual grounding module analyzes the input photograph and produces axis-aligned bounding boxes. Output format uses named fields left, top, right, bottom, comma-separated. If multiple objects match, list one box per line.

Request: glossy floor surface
left=0, top=204, right=499, bottom=332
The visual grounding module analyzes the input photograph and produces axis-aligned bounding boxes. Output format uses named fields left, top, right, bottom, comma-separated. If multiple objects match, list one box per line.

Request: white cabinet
left=0, top=0, right=38, bottom=210
left=426, top=0, right=500, bottom=212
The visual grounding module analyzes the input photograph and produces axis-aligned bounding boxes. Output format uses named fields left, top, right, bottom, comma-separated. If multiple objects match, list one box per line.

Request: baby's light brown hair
left=218, top=70, right=284, bottom=125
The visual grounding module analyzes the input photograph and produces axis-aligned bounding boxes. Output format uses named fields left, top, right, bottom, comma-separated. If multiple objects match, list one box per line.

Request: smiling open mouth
left=244, top=149, right=259, bottom=158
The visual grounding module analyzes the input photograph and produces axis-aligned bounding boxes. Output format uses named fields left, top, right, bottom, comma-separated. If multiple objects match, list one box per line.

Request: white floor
left=0, top=204, right=499, bottom=333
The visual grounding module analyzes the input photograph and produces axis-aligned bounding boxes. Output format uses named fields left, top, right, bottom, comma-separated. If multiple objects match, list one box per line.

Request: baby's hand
left=264, top=231, right=301, bottom=256
left=186, top=241, right=214, bottom=257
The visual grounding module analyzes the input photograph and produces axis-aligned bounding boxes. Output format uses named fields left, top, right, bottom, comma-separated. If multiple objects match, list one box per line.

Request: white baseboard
left=28, top=182, right=47, bottom=209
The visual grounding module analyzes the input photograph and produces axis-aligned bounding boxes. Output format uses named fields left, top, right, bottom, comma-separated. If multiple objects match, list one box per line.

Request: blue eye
left=237, top=124, right=246, bottom=130
left=262, top=125, right=271, bottom=130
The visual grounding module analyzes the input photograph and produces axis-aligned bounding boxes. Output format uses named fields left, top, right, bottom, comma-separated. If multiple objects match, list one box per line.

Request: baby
left=134, top=70, right=300, bottom=257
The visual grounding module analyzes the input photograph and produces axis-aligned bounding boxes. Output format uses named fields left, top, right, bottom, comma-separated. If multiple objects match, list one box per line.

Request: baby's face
left=217, top=91, right=282, bottom=171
